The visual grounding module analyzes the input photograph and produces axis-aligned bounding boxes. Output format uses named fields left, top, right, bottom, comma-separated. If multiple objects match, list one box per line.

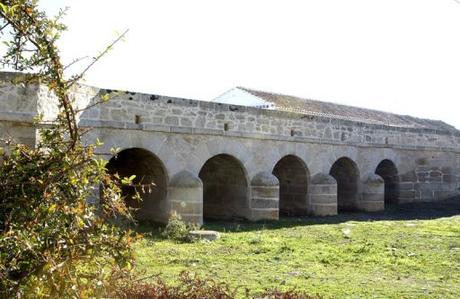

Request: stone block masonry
left=1, top=71, right=460, bottom=224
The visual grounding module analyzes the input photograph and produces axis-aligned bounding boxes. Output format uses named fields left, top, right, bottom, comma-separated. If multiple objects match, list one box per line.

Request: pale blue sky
left=38, top=0, right=460, bottom=128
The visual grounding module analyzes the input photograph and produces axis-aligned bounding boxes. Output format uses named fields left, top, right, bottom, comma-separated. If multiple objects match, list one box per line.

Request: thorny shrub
left=0, top=0, right=136, bottom=297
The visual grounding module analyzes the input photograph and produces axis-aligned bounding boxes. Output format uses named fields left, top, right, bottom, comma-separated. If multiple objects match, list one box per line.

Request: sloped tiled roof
left=238, top=87, right=456, bottom=131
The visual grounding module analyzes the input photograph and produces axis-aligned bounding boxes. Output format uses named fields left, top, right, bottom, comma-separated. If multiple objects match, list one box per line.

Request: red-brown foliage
left=119, top=271, right=319, bottom=299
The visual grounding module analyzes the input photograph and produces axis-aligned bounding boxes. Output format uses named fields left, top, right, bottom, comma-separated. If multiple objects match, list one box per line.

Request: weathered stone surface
left=169, top=171, right=203, bottom=224
left=170, top=170, right=202, bottom=188
left=311, top=173, right=337, bottom=184
left=2, top=71, right=460, bottom=224
left=309, top=203, right=337, bottom=216
left=250, top=172, right=279, bottom=219
left=251, top=172, right=279, bottom=186
left=364, top=174, right=384, bottom=185
left=189, top=230, right=220, bottom=241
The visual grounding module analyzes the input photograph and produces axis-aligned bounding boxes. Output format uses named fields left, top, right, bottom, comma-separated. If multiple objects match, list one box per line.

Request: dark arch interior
left=106, top=148, right=168, bottom=223
left=375, top=159, right=399, bottom=206
left=199, top=154, right=249, bottom=221
left=329, top=157, right=359, bottom=212
left=272, top=155, right=309, bottom=216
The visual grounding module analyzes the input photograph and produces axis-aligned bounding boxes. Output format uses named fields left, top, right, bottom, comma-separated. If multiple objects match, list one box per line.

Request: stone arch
left=106, top=147, right=169, bottom=223
left=199, top=154, right=250, bottom=221
left=272, top=155, right=310, bottom=216
left=375, top=159, right=400, bottom=206
left=329, top=157, right=360, bottom=212
left=190, top=139, right=253, bottom=177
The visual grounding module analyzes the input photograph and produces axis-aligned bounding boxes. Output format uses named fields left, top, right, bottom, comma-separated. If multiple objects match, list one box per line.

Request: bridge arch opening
left=106, top=148, right=168, bottom=223
left=375, top=159, right=399, bottom=206
left=272, top=155, right=309, bottom=216
left=199, top=154, right=249, bottom=221
left=329, top=157, right=359, bottom=212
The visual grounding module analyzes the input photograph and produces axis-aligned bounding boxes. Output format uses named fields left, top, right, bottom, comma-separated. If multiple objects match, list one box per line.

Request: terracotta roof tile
left=239, top=87, right=456, bottom=131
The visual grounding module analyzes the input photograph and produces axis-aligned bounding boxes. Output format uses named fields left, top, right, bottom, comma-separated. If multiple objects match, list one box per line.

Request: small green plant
left=161, top=212, right=190, bottom=242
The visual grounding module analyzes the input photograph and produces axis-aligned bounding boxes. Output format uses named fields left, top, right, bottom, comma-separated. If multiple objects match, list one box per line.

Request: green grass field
left=134, top=202, right=460, bottom=298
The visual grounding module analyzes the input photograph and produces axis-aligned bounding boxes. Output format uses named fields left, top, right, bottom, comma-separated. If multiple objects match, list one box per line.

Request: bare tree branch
left=67, top=29, right=129, bottom=89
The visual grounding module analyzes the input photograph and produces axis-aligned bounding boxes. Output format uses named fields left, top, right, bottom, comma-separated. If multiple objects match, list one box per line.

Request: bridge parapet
left=1, top=71, right=460, bottom=153
left=77, top=88, right=460, bottom=153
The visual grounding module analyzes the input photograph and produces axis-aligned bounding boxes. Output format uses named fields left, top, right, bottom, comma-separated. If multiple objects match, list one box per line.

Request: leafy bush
left=161, top=212, right=191, bottom=242
left=0, top=125, right=137, bottom=297
left=0, top=1, right=135, bottom=297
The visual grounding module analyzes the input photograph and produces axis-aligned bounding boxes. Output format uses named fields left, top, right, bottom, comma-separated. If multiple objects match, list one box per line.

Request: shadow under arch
left=329, top=157, right=360, bottom=212
left=375, top=159, right=400, bottom=206
left=272, top=155, right=310, bottom=216
left=106, top=147, right=169, bottom=223
left=199, top=197, right=460, bottom=233
left=199, top=154, right=249, bottom=221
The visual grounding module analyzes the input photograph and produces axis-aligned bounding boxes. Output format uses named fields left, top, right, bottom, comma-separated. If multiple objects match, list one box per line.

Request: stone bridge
left=1, top=72, right=460, bottom=224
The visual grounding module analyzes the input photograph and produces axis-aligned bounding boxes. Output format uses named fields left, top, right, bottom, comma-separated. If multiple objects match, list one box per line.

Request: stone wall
left=309, top=173, right=337, bottom=216
left=1, top=72, right=460, bottom=224
left=399, top=165, right=459, bottom=204
left=76, top=88, right=460, bottom=153
left=250, top=172, right=279, bottom=221
left=1, top=73, right=460, bottom=154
